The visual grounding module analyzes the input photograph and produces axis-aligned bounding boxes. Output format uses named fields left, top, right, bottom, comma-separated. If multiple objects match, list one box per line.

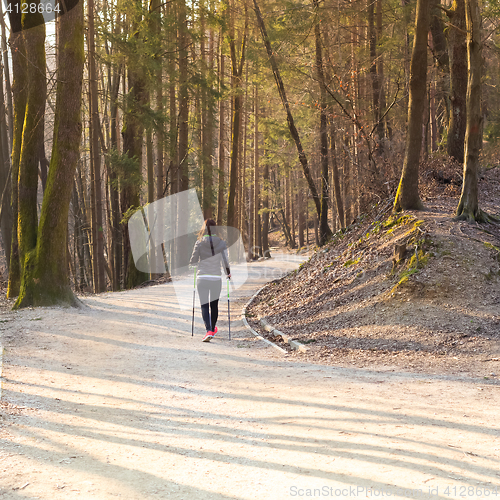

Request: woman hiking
left=189, top=219, right=231, bottom=342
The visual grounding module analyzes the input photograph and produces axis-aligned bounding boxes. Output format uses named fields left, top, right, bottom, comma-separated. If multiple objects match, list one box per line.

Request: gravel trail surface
left=1, top=259, right=499, bottom=500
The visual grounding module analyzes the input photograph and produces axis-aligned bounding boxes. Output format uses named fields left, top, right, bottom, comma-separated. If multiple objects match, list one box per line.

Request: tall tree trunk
left=122, top=5, right=149, bottom=287
left=368, top=0, right=381, bottom=143
left=394, top=0, right=429, bottom=211
left=171, top=0, right=190, bottom=272
left=152, top=0, right=164, bottom=201
left=262, top=161, right=270, bottom=257
left=253, top=84, right=261, bottom=257
left=177, top=0, right=189, bottom=193
left=429, top=9, right=450, bottom=146
left=88, top=0, right=105, bottom=293
left=201, top=2, right=214, bottom=219
left=343, top=134, right=351, bottom=227
left=0, top=42, right=12, bottom=269
left=73, top=180, right=86, bottom=291
left=287, top=173, right=296, bottom=247
left=14, top=0, right=84, bottom=308
left=376, top=0, right=386, bottom=145
left=168, top=2, right=178, bottom=195
left=239, top=63, right=248, bottom=237
left=226, top=3, right=247, bottom=230
left=252, top=0, right=324, bottom=223
left=146, top=125, right=154, bottom=204
left=313, top=0, right=332, bottom=245
left=247, top=85, right=256, bottom=261
left=0, top=5, right=13, bottom=145
left=402, top=0, right=412, bottom=111
left=207, top=24, right=215, bottom=220
left=350, top=18, right=361, bottom=217
left=455, top=0, right=486, bottom=221
left=122, top=64, right=148, bottom=288
left=146, top=122, right=155, bottom=279
left=16, top=9, right=46, bottom=298
left=329, top=118, right=344, bottom=229
left=297, top=174, right=304, bottom=248
left=447, top=0, right=467, bottom=163
left=217, top=39, right=225, bottom=225
left=7, top=15, right=26, bottom=300
left=109, top=64, right=121, bottom=290
left=76, top=164, right=91, bottom=291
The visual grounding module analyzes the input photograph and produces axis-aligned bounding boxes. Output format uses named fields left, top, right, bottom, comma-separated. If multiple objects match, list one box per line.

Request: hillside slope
left=248, top=167, right=500, bottom=379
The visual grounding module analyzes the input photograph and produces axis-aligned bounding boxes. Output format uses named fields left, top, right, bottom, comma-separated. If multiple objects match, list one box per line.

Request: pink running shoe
left=212, top=326, right=218, bottom=337
left=202, top=331, right=213, bottom=342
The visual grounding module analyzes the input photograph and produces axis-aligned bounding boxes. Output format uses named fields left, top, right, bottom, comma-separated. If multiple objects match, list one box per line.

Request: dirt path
left=1, top=259, right=499, bottom=500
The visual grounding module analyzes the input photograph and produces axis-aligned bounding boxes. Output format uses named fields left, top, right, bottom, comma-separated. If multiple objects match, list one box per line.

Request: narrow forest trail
left=0, top=259, right=499, bottom=500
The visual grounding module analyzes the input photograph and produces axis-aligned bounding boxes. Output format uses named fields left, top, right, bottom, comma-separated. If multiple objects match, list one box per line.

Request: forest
left=0, top=0, right=499, bottom=308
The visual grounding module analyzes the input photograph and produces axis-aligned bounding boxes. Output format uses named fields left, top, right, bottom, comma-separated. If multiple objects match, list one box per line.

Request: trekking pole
left=191, top=267, right=197, bottom=337
left=227, top=276, right=231, bottom=340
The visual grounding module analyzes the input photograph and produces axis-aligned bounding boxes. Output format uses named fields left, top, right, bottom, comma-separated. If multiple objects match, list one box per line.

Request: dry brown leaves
left=248, top=166, right=500, bottom=380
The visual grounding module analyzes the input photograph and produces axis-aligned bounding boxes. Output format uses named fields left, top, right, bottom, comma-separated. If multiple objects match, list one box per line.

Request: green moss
left=408, top=248, right=429, bottom=269
left=390, top=245, right=431, bottom=295
left=344, top=256, right=361, bottom=267
left=484, top=242, right=500, bottom=252
left=390, top=268, right=418, bottom=294
left=383, top=214, right=414, bottom=229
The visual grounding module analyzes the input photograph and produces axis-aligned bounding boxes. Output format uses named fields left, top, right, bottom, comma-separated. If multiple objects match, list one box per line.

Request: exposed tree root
left=453, top=207, right=500, bottom=224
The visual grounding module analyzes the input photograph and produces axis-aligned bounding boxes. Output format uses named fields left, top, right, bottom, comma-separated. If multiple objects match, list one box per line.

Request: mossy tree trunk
left=15, top=0, right=84, bottom=308
left=394, top=0, right=429, bottom=212
left=14, top=9, right=46, bottom=304
left=455, top=0, right=487, bottom=222
left=6, top=12, right=26, bottom=298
